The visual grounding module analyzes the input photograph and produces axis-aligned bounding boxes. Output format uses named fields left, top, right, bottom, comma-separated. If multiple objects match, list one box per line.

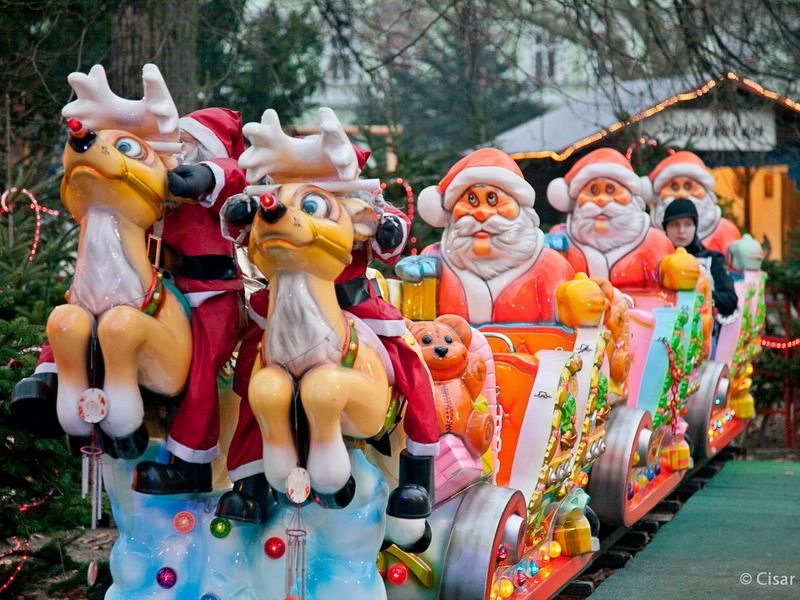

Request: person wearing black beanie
left=663, top=198, right=738, bottom=317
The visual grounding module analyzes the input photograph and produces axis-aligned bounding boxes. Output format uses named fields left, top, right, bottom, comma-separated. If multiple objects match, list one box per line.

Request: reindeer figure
left=232, top=108, right=430, bottom=549
left=48, top=64, right=191, bottom=457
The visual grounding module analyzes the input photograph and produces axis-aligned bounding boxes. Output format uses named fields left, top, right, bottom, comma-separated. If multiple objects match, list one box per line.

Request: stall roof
left=493, top=73, right=800, bottom=163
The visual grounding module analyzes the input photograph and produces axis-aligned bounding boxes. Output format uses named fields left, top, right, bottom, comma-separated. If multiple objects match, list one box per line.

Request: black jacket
left=684, top=237, right=738, bottom=317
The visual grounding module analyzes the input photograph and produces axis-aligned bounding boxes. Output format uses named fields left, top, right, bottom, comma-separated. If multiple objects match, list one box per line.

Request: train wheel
left=439, top=483, right=526, bottom=600
left=686, top=360, right=729, bottom=459
left=587, top=406, right=651, bottom=526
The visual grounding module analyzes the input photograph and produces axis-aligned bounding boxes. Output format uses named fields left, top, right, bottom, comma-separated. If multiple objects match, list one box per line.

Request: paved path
left=590, top=460, right=800, bottom=599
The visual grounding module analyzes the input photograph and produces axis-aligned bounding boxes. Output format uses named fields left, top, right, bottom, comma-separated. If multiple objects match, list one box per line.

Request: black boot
left=132, top=454, right=212, bottom=495
left=388, top=450, right=435, bottom=515
left=313, top=476, right=356, bottom=509
left=10, top=373, right=62, bottom=438
left=385, top=450, right=434, bottom=553
left=216, top=474, right=275, bottom=523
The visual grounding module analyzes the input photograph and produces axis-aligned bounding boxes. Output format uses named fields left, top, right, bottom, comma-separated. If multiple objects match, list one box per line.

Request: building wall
left=713, top=165, right=799, bottom=261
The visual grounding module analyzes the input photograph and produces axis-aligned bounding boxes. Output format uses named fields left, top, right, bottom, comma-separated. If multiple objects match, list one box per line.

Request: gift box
left=662, top=438, right=691, bottom=471
left=729, top=393, right=755, bottom=419
left=401, top=278, right=438, bottom=321
left=553, top=509, right=593, bottom=556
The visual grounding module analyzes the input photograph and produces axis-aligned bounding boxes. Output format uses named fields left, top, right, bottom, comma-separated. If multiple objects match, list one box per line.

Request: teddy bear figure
left=409, top=315, right=495, bottom=498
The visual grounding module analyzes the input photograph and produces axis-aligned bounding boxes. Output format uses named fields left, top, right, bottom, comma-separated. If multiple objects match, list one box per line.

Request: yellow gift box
left=729, top=393, right=755, bottom=419
left=553, top=510, right=593, bottom=556
left=400, top=278, right=438, bottom=321
left=661, top=439, right=691, bottom=471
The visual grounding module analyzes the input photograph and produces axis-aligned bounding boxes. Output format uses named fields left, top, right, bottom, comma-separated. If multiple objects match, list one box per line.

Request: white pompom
left=639, top=175, right=656, bottom=205
left=416, top=185, right=448, bottom=228
left=546, top=178, right=575, bottom=213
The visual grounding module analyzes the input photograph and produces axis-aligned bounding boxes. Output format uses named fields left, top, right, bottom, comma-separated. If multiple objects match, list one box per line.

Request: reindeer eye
left=114, top=137, right=144, bottom=159
left=444, top=335, right=453, bottom=343
left=421, top=335, right=433, bottom=344
left=300, top=193, right=330, bottom=218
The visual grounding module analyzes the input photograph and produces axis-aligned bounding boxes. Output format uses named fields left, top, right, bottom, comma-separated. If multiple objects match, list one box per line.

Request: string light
left=0, top=538, right=31, bottom=595
left=380, top=177, right=419, bottom=255
left=624, top=137, right=675, bottom=161
left=510, top=73, right=800, bottom=162
left=760, top=336, right=800, bottom=349
left=0, top=188, right=60, bottom=262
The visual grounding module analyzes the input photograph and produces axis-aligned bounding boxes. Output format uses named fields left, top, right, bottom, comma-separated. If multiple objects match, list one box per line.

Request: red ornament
left=264, top=536, right=286, bottom=559
left=495, top=544, right=509, bottom=563
left=173, top=511, right=196, bottom=534
left=387, top=563, right=408, bottom=585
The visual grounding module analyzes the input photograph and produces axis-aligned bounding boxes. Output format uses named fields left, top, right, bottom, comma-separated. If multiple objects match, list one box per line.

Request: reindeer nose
left=66, top=118, right=97, bottom=153
left=258, top=192, right=287, bottom=224
left=434, top=346, right=449, bottom=358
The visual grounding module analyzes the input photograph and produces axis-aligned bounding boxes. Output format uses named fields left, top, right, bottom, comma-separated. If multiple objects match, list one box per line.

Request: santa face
left=179, top=131, right=215, bottom=165
left=653, top=177, right=721, bottom=240
left=569, top=177, right=649, bottom=252
left=444, top=184, right=542, bottom=280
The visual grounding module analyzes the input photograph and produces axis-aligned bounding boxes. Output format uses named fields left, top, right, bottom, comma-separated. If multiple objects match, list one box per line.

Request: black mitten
left=168, top=164, right=216, bottom=199
left=376, top=214, right=405, bottom=251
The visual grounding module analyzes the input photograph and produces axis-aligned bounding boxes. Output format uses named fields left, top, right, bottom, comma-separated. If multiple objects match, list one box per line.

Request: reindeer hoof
left=102, top=424, right=149, bottom=460
left=312, top=476, right=356, bottom=509
left=216, top=474, right=275, bottom=524
left=10, top=373, right=62, bottom=438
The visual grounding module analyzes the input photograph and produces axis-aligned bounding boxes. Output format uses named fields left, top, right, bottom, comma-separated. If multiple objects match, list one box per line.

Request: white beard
left=652, top=192, right=721, bottom=240
left=266, top=272, right=341, bottom=378
left=568, top=199, right=650, bottom=253
left=183, top=143, right=215, bottom=166
left=442, top=207, right=544, bottom=280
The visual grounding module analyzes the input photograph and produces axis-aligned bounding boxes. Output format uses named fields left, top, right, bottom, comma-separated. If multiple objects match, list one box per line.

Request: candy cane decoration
left=0, top=187, right=60, bottom=262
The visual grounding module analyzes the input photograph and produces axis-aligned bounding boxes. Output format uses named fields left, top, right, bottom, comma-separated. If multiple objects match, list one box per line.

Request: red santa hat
left=179, top=108, right=245, bottom=160
left=546, top=147, right=651, bottom=213
left=417, top=148, right=535, bottom=228
left=648, top=151, right=716, bottom=202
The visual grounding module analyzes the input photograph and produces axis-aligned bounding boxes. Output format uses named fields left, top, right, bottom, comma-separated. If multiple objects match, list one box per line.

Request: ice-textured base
left=104, top=444, right=389, bottom=599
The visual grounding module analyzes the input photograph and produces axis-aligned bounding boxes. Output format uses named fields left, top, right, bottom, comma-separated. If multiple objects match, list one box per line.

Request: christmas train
left=9, top=64, right=765, bottom=600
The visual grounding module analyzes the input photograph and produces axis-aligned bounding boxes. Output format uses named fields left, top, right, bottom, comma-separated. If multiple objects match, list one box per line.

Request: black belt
left=160, top=245, right=238, bottom=281
left=336, top=275, right=380, bottom=308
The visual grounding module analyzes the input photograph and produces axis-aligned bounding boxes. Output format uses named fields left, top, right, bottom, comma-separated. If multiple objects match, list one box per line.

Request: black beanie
left=662, top=198, right=698, bottom=226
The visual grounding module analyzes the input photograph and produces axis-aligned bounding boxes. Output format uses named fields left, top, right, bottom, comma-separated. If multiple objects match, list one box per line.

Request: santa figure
left=130, top=108, right=248, bottom=494
left=648, top=151, right=741, bottom=255
left=10, top=109, right=248, bottom=480
left=410, top=148, right=574, bottom=324
left=547, top=147, right=674, bottom=291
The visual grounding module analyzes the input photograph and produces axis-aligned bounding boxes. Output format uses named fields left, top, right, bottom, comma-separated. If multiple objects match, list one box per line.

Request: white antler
left=62, top=64, right=179, bottom=149
left=239, top=107, right=359, bottom=184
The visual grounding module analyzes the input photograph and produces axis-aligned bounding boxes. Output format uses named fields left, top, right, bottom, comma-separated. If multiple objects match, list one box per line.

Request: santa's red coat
left=565, top=228, right=674, bottom=291
left=702, top=217, right=741, bottom=255
left=160, top=157, right=245, bottom=295
left=427, top=243, right=575, bottom=324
